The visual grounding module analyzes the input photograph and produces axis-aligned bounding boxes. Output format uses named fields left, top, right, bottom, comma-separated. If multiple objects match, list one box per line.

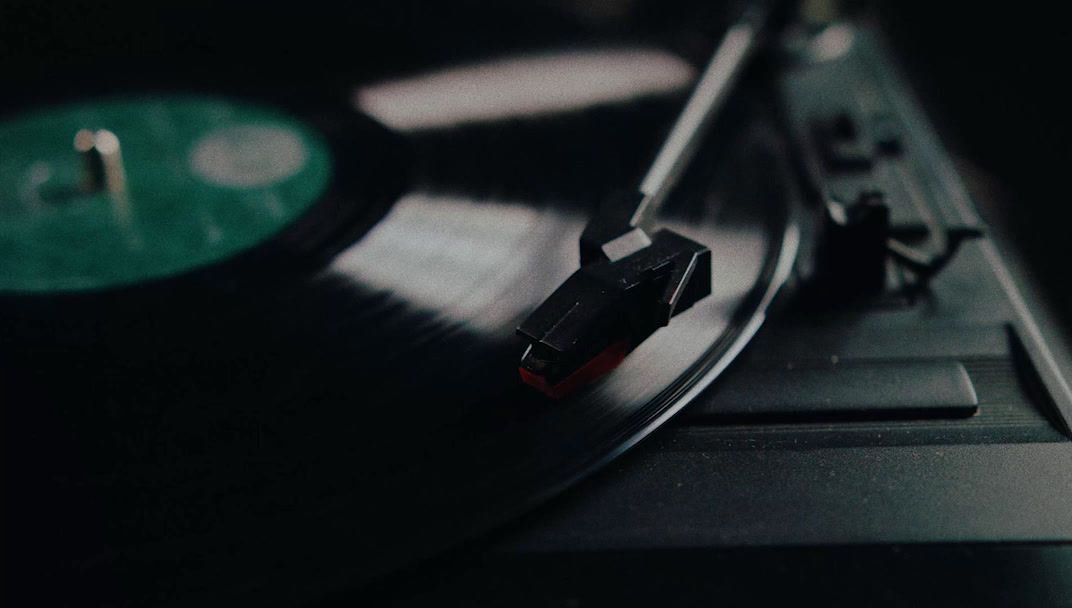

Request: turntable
left=2, top=1, right=1071, bottom=606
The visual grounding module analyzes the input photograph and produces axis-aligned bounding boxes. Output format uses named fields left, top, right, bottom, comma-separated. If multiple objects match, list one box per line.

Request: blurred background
left=2, top=0, right=1068, bottom=316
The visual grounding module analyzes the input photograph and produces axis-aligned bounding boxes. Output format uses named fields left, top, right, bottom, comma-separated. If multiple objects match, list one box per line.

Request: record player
left=2, top=1, right=1070, bottom=606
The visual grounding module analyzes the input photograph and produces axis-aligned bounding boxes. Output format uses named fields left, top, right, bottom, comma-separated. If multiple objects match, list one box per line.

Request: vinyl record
left=2, top=43, right=798, bottom=608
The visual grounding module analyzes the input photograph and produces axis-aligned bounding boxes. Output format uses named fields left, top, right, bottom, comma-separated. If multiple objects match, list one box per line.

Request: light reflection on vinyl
left=334, top=192, right=582, bottom=331
left=354, top=48, right=695, bottom=130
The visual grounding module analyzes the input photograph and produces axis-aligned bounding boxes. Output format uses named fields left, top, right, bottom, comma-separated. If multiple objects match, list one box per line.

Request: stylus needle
left=517, top=3, right=774, bottom=398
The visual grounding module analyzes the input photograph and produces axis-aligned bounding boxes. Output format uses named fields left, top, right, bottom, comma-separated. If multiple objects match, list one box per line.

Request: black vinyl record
left=2, top=14, right=799, bottom=607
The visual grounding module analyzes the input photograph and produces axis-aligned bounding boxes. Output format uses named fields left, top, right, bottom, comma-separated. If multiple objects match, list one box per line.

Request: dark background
left=878, top=1, right=1072, bottom=327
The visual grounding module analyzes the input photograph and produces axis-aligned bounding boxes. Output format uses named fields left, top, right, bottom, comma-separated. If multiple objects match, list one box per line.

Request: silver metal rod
left=74, top=128, right=128, bottom=195
left=633, top=4, right=770, bottom=227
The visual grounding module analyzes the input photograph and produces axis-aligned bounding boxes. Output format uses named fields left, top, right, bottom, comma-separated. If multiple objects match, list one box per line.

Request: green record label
left=0, top=96, right=333, bottom=293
